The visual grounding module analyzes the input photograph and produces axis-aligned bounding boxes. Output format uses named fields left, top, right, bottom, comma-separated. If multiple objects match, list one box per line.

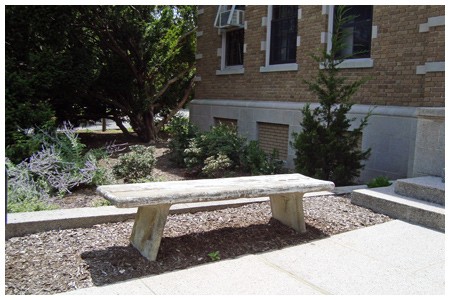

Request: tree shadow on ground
left=81, top=219, right=329, bottom=287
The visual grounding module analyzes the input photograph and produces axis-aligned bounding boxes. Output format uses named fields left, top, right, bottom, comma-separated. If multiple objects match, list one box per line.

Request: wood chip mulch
left=5, top=194, right=391, bottom=295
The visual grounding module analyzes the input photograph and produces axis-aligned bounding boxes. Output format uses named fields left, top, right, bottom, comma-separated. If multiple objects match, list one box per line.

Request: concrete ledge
left=6, top=206, right=137, bottom=240
left=5, top=197, right=270, bottom=239
left=394, top=176, right=445, bottom=206
left=6, top=188, right=351, bottom=240
left=351, top=185, right=445, bottom=232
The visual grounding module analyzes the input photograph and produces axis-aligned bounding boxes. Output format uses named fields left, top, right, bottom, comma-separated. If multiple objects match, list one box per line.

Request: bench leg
left=130, top=204, right=171, bottom=261
left=269, top=192, right=306, bottom=233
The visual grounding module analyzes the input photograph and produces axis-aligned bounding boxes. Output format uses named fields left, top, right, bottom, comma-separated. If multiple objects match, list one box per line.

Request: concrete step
left=351, top=185, right=445, bottom=232
left=394, top=176, right=445, bottom=206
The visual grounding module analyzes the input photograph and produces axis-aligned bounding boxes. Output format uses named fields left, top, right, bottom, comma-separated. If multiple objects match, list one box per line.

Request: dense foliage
left=6, top=124, right=158, bottom=212
left=6, top=124, right=116, bottom=212
left=167, top=119, right=284, bottom=178
left=291, top=6, right=371, bottom=186
left=6, top=5, right=197, bottom=162
left=113, top=145, right=156, bottom=183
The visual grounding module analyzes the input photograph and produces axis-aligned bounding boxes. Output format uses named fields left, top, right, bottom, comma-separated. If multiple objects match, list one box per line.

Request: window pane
left=226, top=28, right=244, bottom=66
left=270, top=5, right=298, bottom=64
left=334, top=5, right=373, bottom=59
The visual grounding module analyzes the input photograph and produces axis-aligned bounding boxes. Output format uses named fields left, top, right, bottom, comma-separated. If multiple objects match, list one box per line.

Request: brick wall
left=195, top=5, right=444, bottom=107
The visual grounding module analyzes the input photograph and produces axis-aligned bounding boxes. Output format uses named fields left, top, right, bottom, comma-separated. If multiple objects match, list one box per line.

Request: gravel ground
left=5, top=135, right=392, bottom=295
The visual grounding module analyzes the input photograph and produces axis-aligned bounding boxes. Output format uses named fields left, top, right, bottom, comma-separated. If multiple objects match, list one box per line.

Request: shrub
left=168, top=121, right=285, bottom=178
left=241, top=141, right=284, bottom=175
left=202, top=153, right=233, bottom=178
left=5, top=123, right=119, bottom=212
left=291, top=6, right=371, bottom=186
left=166, top=116, right=199, bottom=167
left=92, top=198, right=111, bottom=207
left=367, top=176, right=392, bottom=188
left=113, top=145, right=156, bottom=183
left=183, top=124, right=246, bottom=177
left=6, top=158, right=57, bottom=213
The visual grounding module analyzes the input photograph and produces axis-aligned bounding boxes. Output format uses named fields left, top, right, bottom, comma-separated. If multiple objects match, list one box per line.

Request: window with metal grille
left=226, top=28, right=244, bottom=66
left=270, top=5, right=298, bottom=65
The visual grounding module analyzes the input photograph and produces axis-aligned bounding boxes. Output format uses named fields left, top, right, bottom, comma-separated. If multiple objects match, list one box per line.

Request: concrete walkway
left=64, top=220, right=445, bottom=295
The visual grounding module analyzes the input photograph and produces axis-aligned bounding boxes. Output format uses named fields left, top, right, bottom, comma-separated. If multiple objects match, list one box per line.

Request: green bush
left=367, top=176, right=392, bottom=188
left=166, top=116, right=199, bottom=167
left=202, top=153, right=233, bottom=178
left=183, top=124, right=246, bottom=176
left=241, top=141, right=284, bottom=175
left=6, top=124, right=100, bottom=211
left=6, top=158, right=58, bottom=213
left=92, top=198, right=111, bottom=207
left=291, top=6, right=371, bottom=186
left=113, top=145, right=156, bottom=183
left=167, top=121, right=284, bottom=178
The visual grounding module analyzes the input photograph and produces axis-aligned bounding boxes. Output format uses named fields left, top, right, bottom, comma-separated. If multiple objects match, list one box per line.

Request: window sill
left=260, top=63, right=299, bottom=73
left=216, top=68, right=245, bottom=75
left=320, top=58, right=374, bottom=69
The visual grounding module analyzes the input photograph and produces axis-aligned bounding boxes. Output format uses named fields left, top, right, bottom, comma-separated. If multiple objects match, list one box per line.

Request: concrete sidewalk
left=64, top=220, right=445, bottom=295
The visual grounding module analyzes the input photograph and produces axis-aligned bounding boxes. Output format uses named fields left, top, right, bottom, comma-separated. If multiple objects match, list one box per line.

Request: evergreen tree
left=291, top=5, right=371, bottom=186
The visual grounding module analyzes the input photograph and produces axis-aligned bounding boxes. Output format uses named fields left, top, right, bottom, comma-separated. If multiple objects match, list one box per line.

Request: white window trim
left=260, top=5, right=299, bottom=73
left=324, top=5, right=374, bottom=69
left=216, top=29, right=245, bottom=75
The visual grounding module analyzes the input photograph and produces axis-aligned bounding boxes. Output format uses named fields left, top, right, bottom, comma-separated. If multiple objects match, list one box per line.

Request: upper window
left=270, top=5, right=298, bottom=65
left=332, top=5, right=373, bottom=59
left=225, top=28, right=244, bottom=66
left=215, top=5, right=246, bottom=74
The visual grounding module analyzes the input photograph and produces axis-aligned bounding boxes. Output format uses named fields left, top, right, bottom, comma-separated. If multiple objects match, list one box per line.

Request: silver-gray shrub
left=6, top=122, right=120, bottom=211
left=113, top=145, right=156, bottom=183
left=27, top=145, right=97, bottom=194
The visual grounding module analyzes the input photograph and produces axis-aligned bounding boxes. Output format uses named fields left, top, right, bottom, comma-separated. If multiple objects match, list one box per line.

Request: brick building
left=190, top=5, right=445, bottom=182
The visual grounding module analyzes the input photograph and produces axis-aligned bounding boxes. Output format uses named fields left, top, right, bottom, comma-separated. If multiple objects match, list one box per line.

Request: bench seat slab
left=270, top=192, right=306, bottom=233
left=130, top=204, right=171, bottom=261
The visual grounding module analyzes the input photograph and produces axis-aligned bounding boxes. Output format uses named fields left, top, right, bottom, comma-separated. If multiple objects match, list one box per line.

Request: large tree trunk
left=143, top=110, right=158, bottom=142
left=112, top=115, right=132, bottom=137
left=129, top=109, right=158, bottom=143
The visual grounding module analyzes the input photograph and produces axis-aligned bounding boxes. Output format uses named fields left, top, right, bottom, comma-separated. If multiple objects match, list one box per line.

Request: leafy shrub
left=167, top=120, right=284, bottom=178
left=291, top=6, right=371, bottom=186
left=166, top=116, right=199, bottom=167
left=241, top=141, right=284, bottom=175
left=183, top=124, right=246, bottom=176
left=6, top=158, right=57, bottom=213
left=6, top=123, right=119, bottom=212
left=202, top=154, right=233, bottom=178
left=92, top=198, right=111, bottom=207
left=113, top=145, right=156, bottom=183
left=367, top=176, right=392, bottom=188
left=91, top=166, right=117, bottom=186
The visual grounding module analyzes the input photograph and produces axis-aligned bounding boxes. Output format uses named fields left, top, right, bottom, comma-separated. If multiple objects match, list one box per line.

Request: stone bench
left=97, top=173, right=334, bottom=261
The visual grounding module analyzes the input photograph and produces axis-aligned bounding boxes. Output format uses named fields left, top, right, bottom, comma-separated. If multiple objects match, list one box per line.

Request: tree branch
left=152, top=65, right=193, bottom=101
left=156, top=76, right=195, bottom=131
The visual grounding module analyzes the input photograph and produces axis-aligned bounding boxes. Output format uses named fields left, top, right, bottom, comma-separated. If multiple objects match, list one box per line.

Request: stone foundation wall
left=412, top=108, right=445, bottom=178
left=190, top=99, right=420, bottom=183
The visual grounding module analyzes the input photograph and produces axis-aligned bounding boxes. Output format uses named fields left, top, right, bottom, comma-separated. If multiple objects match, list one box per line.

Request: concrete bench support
left=97, top=174, right=334, bottom=261
left=270, top=192, right=306, bottom=233
left=130, top=204, right=171, bottom=261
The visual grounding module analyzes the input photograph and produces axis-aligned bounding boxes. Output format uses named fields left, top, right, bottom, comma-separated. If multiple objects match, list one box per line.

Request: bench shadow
left=81, top=219, right=329, bottom=287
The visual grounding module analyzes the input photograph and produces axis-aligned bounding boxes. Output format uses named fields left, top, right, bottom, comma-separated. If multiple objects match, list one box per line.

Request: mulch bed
left=5, top=132, right=391, bottom=295
left=5, top=195, right=391, bottom=295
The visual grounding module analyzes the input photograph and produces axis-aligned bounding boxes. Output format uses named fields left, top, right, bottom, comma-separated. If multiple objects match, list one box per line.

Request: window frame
left=260, top=5, right=299, bottom=73
left=325, top=5, right=374, bottom=69
left=269, top=5, right=298, bottom=65
left=216, top=5, right=246, bottom=75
